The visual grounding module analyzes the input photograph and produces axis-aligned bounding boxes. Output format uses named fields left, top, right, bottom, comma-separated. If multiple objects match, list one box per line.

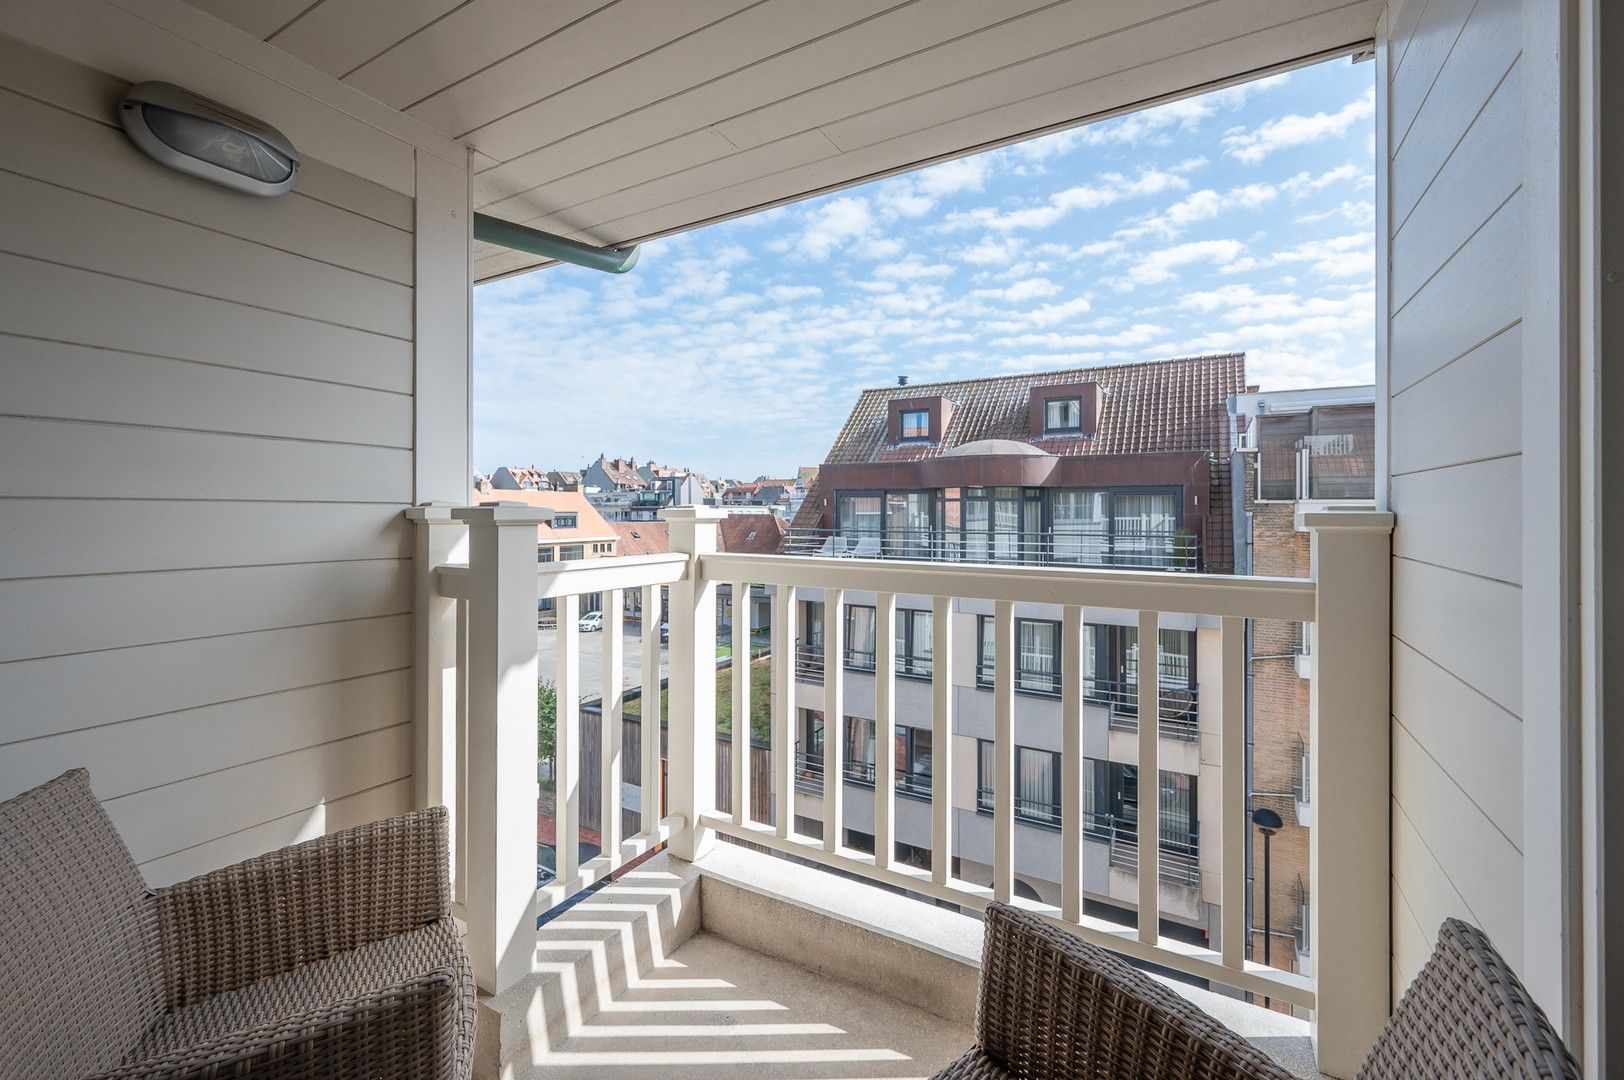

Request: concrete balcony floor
left=476, top=845, right=1322, bottom=1080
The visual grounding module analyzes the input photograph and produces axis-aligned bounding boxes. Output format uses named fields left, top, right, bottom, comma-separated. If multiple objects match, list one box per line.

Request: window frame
left=1044, top=396, right=1084, bottom=433
left=557, top=544, right=584, bottom=561
left=898, top=408, right=931, bottom=441
left=553, top=512, right=578, bottom=529
left=976, top=615, right=1063, bottom=697
left=974, top=740, right=1063, bottom=829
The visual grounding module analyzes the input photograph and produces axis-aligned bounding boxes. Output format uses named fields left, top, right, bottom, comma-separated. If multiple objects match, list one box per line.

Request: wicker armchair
left=936, top=903, right=1581, bottom=1080
left=0, top=769, right=475, bottom=1080
left=934, top=902, right=1296, bottom=1079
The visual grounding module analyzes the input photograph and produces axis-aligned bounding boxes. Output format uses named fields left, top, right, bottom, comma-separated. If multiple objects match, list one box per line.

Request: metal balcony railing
left=1107, top=831, right=1202, bottom=888
left=797, top=642, right=934, bottom=681
left=1092, top=679, right=1201, bottom=741
left=782, top=526, right=1200, bottom=572
left=796, top=750, right=932, bottom=800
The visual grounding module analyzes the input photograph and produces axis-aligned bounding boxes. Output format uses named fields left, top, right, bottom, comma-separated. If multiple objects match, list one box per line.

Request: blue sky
left=473, top=56, right=1374, bottom=480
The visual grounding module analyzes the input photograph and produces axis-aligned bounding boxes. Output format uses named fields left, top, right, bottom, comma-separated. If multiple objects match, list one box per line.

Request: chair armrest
left=150, top=806, right=451, bottom=1009
left=969, top=903, right=1294, bottom=1080
left=90, top=965, right=471, bottom=1080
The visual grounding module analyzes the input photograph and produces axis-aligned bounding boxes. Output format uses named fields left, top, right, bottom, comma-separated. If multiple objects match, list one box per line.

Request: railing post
left=405, top=504, right=466, bottom=888
left=452, top=503, right=546, bottom=995
left=1305, top=509, right=1394, bottom=1077
left=663, top=506, right=723, bottom=861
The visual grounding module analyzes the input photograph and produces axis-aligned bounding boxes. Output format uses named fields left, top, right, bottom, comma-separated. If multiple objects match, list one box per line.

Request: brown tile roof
left=472, top=489, right=618, bottom=545
left=610, top=521, right=669, bottom=556
left=719, top=514, right=787, bottom=555
left=822, top=354, right=1245, bottom=464
left=599, top=457, right=647, bottom=489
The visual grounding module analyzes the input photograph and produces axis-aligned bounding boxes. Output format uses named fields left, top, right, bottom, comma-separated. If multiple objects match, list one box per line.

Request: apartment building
left=780, top=355, right=1242, bottom=942
left=1229, top=386, right=1377, bottom=985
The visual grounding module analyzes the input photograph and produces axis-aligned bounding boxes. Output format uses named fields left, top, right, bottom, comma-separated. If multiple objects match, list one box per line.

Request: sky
left=473, top=56, right=1375, bottom=480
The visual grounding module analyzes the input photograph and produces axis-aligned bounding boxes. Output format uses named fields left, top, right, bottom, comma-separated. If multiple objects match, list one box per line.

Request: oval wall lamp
left=118, top=82, right=300, bottom=197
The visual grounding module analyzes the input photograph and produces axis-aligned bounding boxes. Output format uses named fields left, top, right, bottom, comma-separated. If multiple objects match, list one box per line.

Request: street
left=538, top=618, right=668, bottom=701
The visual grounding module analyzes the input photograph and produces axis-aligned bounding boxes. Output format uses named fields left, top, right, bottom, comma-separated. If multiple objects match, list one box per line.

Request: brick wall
left=1242, top=460, right=1312, bottom=980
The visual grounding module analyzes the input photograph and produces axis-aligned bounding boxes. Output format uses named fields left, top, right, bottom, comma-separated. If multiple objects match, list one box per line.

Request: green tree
left=537, top=679, right=557, bottom=761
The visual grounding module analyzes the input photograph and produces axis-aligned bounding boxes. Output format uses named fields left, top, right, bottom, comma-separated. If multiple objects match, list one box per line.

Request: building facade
left=779, top=355, right=1243, bottom=943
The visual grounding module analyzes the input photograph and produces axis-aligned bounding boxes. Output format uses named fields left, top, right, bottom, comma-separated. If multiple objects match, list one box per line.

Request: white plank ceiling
left=189, top=0, right=1379, bottom=282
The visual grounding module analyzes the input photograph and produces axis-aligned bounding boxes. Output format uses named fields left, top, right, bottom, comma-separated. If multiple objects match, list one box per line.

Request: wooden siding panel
left=1389, top=57, right=1522, bottom=306
left=1388, top=0, right=1520, bottom=227
left=109, top=723, right=412, bottom=865
left=137, top=778, right=413, bottom=887
left=0, top=559, right=411, bottom=664
left=0, top=615, right=411, bottom=745
left=0, top=253, right=412, bottom=393
left=0, top=670, right=410, bottom=802
left=0, top=417, right=413, bottom=502
left=0, top=336, right=413, bottom=448
left=1391, top=455, right=1521, bottom=586
left=1387, top=0, right=1468, bottom=149
left=1391, top=639, right=1522, bottom=846
left=1392, top=722, right=1523, bottom=964
left=1389, top=192, right=1521, bottom=393
left=1389, top=324, right=1521, bottom=475
left=1391, top=557, right=1520, bottom=716
left=0, top=501, right=411, bottom=579
left=0, top=171, right=412, bottom=338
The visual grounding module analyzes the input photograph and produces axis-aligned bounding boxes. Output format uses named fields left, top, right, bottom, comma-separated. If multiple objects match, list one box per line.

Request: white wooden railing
left=409, top=503, right=1393, bottom=1078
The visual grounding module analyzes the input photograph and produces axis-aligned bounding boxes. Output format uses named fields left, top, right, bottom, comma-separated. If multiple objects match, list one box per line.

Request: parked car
left=659, top=621, right=669, bottom=644
left=578, top=610, right=603, bottom=632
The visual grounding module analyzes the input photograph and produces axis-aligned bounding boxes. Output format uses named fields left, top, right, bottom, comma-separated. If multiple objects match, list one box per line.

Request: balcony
left=415, top=504, right=1392, bottom=1078
left=783, top=526, right=1201, bottom=571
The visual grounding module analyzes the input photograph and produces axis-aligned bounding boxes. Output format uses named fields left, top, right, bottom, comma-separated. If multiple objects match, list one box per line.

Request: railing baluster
left=556, top=593, right=581, bottom=890
left=731, top=581, right=750, bottom=826
left=931, top=595, right=953, bottom=885
left=601, top=588, right=624, bottom=858
left=874, top=590, right=897, bottom=870
left=1061, top=603, right=1085, bottom=922
left=454, top=597, right=468, bottom=912
left=1220, top=615, right=1246, bottom=970
left=993, top=599, right=1016, bottom=904
left=639, top=584, right=662, bottom=837
left=774, top=584, right=795, bottom=839
left=823, top=587, right=846, bottom=853
left=1137, top=608, right=1160, bottom=945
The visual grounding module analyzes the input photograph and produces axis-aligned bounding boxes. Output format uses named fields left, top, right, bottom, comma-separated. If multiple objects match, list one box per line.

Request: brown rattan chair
left=934, top=902, right=1297, bottom=1079
left=0, top=768, right=475, bottom=1080
left=936, top=903, right=1581, bottom=1079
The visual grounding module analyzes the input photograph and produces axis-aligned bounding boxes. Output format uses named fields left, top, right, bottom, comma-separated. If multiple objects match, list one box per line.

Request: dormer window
left=1045, top=397, right=1083, bottom=432
left=553, top=512, right=577, bottom=528
left=900, top=409, right=930, bottom=440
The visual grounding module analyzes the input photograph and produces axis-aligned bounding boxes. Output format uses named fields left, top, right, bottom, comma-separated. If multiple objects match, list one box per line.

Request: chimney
left=897, top=375, right=910, bottom=386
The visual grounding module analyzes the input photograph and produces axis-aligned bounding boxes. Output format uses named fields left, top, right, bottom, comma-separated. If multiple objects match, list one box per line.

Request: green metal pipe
left=473, top=212, right=640, bottom=274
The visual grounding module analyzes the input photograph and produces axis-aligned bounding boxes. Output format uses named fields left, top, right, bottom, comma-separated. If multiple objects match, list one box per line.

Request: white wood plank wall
left=1381, top=0, right=1528, bottom=991
left=0, top=31, right=468, bottom=885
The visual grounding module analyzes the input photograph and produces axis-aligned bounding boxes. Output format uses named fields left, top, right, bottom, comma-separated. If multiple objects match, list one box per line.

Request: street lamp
left=1252, top=806, right=1284, bottom=1007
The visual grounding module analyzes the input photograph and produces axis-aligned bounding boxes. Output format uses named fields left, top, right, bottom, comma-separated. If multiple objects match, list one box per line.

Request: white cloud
left=795, top=196, right=874, bottom=258
left=915, top=155, right=990, bottom=196
left=945, top=168, right=1189, bottom=232
left=766, top=284, right=822, bottom=301
left=1223, top=88, right=1374, bottom=163
left=1125, top=239, right=1246, bottom=284
left=956, top=236, right=1023, bottom=265
left=875, top=256, right=954, bottom=280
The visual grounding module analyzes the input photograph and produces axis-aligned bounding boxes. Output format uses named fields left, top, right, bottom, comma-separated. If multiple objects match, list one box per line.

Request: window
left=845, top=605, right=877, bottom=671
left=975, top=741, right=1062, bottom=827
left=895, top=608, right=933, bottom=678
left=553, top=512, right=578, bottom=528
left=1045, top=397, right=1083, bottom=432
left=558, top=544, right=584, bottom=561
left=538, top=547, right=555, bottom=563
left=895, top=727, right=932, bottom=798
left=977, top=616, right=1062, bottom=695
left=797, top=600, right=824, bottom=678
left=899, top=409, right=930, bottom=440
left=1085, top=624, right=1196, bottom=709
left=796, top=709, right=876, bottom=786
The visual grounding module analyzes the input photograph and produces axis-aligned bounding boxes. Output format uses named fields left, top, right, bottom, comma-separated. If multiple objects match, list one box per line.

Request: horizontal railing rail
left=783, top=525, right=1200, bottom=572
